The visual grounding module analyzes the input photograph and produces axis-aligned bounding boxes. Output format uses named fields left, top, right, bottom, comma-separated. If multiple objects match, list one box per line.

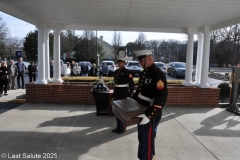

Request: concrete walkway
left=0, top=104, right=240, bottom=160
left=0, top=88, right=26, bottom=103
left=0, top=78, right=239, bottom=160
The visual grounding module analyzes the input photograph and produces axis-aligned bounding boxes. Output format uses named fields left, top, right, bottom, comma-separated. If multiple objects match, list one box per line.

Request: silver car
left=125, top=61, right=142, bottom=76
left=99, top=61, right=116, bottom=76
left=154, top=62, right=167, bottom=75
left=78, top=61, right=92, bottom=71
left=167, top=62, right=186, bottom=78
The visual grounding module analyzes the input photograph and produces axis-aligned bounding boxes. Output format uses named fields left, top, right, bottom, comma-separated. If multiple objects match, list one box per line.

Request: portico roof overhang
left=1, top=0, right=240, bottom=33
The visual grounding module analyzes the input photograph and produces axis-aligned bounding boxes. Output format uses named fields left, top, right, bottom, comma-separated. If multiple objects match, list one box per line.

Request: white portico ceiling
left=1, top=0, right=240, bottom=33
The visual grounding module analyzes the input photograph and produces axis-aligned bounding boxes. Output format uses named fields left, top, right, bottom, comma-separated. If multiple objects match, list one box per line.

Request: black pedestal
left=92, top=90, right=113, bottom=116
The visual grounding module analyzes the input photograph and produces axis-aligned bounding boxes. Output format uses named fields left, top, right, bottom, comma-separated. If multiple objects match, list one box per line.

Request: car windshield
left=175, top=63, right=186, bottom=68
left=102, top=62, right=114, bottom=65
left=79, top=62, right=90, bottom=66
left=156, top=63, right=164, bottom=67
left=128, top=62, right=141, bottom=67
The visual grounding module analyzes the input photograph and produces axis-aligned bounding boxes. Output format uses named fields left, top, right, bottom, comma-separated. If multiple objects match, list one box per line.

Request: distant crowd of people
left=0, top=57, right=37, bottom=97
left=50, top=60, right=99, bottom=78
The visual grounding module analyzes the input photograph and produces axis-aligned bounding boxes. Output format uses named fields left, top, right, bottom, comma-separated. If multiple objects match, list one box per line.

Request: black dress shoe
left=112, top=128, right=119, bottom=132
left=117, top=130, right=125, bottom=134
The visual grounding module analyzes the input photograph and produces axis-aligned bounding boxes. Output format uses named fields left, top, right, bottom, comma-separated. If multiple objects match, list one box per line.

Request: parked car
left=78, top=61, right=92, bottom=72
left=99, top=61, right=116, bottom=76
left=167, top=62, right=195, bottom=79
left=167, top=62, right=186, bottom=78
left=14, top=61, right=30, bottom=74
left=125, top=61, right=142, bottom=76
left=154, top=62, right=167, bottom=75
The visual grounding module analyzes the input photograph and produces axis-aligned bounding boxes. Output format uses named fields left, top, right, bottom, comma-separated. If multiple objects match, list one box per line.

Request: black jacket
left=28, top=65, right=37, bottom=75
left=0, top=66, right=9, bottom=82
left=133, top=63, right=168, bottom=122
left=90, top=67, right=98, bottom=76
left=113, top=67, right=134, bottom=100
left=81, top=65, right=89, bottom=74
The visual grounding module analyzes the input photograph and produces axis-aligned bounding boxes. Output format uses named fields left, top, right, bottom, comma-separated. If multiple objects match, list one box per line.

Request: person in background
left=229, top=62, right=240, bottom=103
left=50, top=60, right=54, bottom=78
left=60, top=61, right=66, bottom=77
left=65, top=62, right=71, bottom=77
left=101, top=62, right=108, bottom=77
left=0, top=61, right=9, bottom=96
left=15, top=57, right=25, bottom=89
left=7, top=60, right=18, bottom=90
left=90, top=63, right=98, bottom=76
left=71, top=61, right=75, bottom=77
left=112, top=56, right=134, bottom=134
left=132, top=50, right=168, bottom=160
left=28, top=61, right=37, bottom=82
left=81, top=61, right=89, bottom=77
left=73, top=62, right=81, bottom=76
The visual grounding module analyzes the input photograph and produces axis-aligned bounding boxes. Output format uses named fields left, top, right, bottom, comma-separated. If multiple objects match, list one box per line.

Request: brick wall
left=26, top=83, right=220, bottom=107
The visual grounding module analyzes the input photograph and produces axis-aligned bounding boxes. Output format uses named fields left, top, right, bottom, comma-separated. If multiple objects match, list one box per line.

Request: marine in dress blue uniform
left=112, top=56, right=134, bottom=134
left=132, top=50, right=168, bottom=160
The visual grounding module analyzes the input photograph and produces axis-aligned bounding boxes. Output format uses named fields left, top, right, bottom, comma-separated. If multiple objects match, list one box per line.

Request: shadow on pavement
left=0, top=102, right=23, bottom=114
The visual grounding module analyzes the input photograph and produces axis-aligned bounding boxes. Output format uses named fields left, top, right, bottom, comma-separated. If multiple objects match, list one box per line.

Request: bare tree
left=136, top=32, right=146, bottom=49
left=82, top=30, right=95, bottom=40
left=112, top=31, right=122, bottom=61
left=0, top=15, right=11, bottom=58
left=0, top=16, right=10, bottom=42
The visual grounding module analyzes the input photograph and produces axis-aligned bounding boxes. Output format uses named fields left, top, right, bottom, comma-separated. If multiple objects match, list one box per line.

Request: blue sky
left=0, top=11, right=188, bottom=45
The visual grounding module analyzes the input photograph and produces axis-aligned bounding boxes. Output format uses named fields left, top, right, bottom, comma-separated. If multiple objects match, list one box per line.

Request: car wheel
left=174, top=72, right=178, bottom=78
left=168, top=71, right=171, bottom=75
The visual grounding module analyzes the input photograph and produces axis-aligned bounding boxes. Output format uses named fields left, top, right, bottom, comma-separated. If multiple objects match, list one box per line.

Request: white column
left=199, top=27, right=211, bottom=88
left=51, top=29, right=63, bottom=83
left=35, top=28, right=47, bottom=84
left=183, top=32, right=194, bottom=86
left=194, top=33, right=204, bottom=85
left=44, top=29, right=51, bottom=82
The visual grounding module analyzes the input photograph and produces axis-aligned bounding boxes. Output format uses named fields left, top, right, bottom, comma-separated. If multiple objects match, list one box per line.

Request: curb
left=0, top=99, right=26, bottom=104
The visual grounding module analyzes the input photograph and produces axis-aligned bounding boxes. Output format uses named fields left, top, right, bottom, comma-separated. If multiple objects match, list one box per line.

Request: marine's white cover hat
left=117, top=56, right=127, bottom=62
left=133, top=50, right=153, bottom=60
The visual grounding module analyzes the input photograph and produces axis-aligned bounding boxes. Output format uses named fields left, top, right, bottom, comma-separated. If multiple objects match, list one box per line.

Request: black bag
left=0, top=75, right=8, bottom=80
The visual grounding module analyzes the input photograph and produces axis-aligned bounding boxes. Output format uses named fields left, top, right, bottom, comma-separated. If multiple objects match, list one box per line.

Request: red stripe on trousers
left=148, top=126, right=152, bottom=160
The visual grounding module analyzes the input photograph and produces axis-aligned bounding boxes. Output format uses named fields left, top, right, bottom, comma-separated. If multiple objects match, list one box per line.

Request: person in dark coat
left=101, top=62, right=108, bottom=77
left=89, top=63, right=98, bottom=76
left=15, top=57, right=25, bottom=89
left=0, top=61, right=9, bottom=96
left=28, top=61, right=37, bottom=82
left=50, top=60, right=54, bottom=78
left=112, top=56, right=134, bottom=134
left=81, top=61, right=89, bottom=76
left=132, top=50, right=168, bottom=160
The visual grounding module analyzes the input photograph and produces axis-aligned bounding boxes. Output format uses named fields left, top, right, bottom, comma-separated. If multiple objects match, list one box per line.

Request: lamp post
left=97, top=54, right=100, bottom=67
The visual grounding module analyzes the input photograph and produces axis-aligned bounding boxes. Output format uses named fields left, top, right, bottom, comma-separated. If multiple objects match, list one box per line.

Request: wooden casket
left=112, top=98, right=147, bottom=125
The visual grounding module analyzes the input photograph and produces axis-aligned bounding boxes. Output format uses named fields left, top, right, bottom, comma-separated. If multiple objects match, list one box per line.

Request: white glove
left=229, top=84, right=232, bottom=88
left=137, top=114, right=150, bottom=125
